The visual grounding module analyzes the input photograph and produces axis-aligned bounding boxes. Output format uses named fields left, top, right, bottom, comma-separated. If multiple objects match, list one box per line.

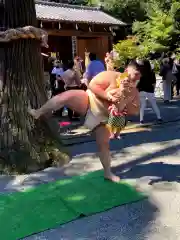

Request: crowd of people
left=46, top=51, right=179, bottom=139
left=48, top=53, right=105, bottom=120
left=47, top=51, right=180, bottom=127
left=136, top=53, right=180, bottom=124
left=160, top=54, right=180, bottom=103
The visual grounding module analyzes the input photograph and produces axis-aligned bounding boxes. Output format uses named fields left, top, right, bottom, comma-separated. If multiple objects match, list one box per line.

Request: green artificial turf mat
left=0, top=170, right=146, bottom=240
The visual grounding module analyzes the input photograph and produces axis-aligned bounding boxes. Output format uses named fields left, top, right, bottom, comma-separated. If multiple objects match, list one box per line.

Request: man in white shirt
left=51, top=60, right=65, bottom=117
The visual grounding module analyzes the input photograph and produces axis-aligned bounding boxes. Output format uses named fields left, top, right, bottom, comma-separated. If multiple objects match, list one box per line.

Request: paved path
left=1, top=77, right=180, bottom=239
left=1, top=121, right=180, bottom=239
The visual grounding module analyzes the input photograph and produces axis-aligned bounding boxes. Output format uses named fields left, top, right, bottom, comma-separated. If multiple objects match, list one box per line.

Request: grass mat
left=0, top=170, right=145, bottom=240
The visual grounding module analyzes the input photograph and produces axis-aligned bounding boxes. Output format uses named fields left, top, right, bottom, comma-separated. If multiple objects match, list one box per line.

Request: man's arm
left=88, top=72, right=110, bottom=101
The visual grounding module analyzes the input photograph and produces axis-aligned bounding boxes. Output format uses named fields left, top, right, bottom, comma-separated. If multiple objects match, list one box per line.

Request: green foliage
left=132, top=2, right=180, bottom=56
left=101, top=0, right=147, bottom=23
left=113, top=37, right=141, bottom=67
left=85, top=0, right=179, bottom=23
left=51, top=0, right=180, bottom=56
left=46, top=0, right=180, bottom=26
left=113, top=37, right=160, bottom=68
left=176, top=53, right=180, bottom=60
left=151, top=59, right=161, bottom=73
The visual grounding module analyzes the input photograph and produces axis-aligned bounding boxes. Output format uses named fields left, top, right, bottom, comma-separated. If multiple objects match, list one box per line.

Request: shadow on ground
left=1, top=121, right=180, bottom=192
left=2, top=125, right=178, bottom=239
left=120, top=162, right=180, bottom=184
left=66, top=123, right=180, bottom=184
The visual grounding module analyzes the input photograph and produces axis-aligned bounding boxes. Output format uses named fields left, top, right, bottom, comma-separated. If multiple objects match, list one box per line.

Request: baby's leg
left=29, top=90, right=89, bottom=119
left=109, top=126, right=116, bottom=139
left=115, top=130, right=121, bottom=139
left=109, top=132, right=115, bottom=139
left=114, top=116, right=126, bottom=139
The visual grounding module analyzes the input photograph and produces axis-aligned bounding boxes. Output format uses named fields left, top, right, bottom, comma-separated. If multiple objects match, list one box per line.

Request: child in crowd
left=105, top=52, right=114, bottom=71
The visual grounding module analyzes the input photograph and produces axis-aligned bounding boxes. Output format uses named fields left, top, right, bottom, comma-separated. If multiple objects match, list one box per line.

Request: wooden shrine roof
left=35, top=1, right=125, bottom=26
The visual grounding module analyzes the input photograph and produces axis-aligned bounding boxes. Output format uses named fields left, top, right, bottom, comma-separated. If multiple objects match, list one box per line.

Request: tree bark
left=0, top=0, right=70, bottom=174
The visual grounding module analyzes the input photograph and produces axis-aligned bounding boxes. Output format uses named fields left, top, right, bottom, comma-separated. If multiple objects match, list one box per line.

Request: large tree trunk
left=0, top=0, right=70, bottom=174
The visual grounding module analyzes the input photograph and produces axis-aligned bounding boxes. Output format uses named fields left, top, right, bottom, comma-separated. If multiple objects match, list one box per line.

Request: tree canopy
left=132, top=2, right=180, bottom=54
left=41, top=0, right=179, bottom=24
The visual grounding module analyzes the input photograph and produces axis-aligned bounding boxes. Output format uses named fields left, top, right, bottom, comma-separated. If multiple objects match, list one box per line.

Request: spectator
left=172, top=58, right=180, bottom=96
left=51, top=60, right=64, bottom=77
left=84, top=53, right=105, bottom=83
left=51, top=60, right=65, bottom=117
left=74, top=56, right=84, bottom=78
left=62, top=60, right=81, bottom=120
left=137, top=59, right=162, bottom=124
left=51, top=60, right=64, bottom=97
left=160, top=58, right=176, bottom=103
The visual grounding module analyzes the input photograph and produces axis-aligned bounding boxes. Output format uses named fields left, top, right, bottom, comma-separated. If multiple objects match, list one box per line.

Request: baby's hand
left=120, top=78, right=130, bottom=89
left=107, top=89, right=122, bottom=103
left=120, top=78, right=136, bottom=97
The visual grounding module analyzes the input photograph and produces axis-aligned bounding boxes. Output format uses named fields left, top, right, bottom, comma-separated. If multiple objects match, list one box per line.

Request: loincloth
left=84, top=89, right=108, bottom=130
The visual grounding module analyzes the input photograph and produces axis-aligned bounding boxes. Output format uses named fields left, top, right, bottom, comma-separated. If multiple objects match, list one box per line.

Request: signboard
left=72, top=36, right=77, bottom=59
left=50, top=52, right=56, bottom=58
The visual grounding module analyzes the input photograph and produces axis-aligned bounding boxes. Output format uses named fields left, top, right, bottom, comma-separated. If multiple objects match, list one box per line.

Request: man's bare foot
left=104, top=173, right=120, bottom=182
left=28, top=109, right=40, bottom=119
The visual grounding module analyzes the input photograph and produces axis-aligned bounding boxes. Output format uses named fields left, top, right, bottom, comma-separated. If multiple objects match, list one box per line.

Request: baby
left=106, top=72, right=137, bottom=139
left=107, top=103, right=127, bottom=139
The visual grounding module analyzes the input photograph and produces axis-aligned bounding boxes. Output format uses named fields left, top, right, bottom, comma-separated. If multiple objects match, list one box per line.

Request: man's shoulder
left=97, top=71, right=119, bottom=83
left=97, top=60, right=105, bottom=66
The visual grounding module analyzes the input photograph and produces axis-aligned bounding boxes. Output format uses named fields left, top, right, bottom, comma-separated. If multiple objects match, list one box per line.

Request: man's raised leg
left=29, top=90, right=89, bottom=119
left=95, top=124, right=120, bottom=182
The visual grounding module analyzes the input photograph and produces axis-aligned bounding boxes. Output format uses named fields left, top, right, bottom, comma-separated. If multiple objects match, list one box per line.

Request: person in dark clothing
left=48, top=57, right=56, bottom=96
left=172, top=58, right=180, bottom=96
left=160, top=57, right=176, bottom=102
left=137, top=59, right=162, bottom=124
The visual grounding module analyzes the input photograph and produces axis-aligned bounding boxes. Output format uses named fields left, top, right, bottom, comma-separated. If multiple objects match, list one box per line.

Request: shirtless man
left=29, top=61, right=141, bottom=182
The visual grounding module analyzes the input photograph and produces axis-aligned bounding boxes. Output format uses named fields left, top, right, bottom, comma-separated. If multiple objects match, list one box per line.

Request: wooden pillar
left=71, top=36, right=77, bottom=59
left=108, top=35, right=113, bottom=51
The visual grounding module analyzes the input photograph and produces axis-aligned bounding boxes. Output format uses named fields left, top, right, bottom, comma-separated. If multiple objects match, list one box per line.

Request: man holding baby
left=29, top=60, right=142, bottom=182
